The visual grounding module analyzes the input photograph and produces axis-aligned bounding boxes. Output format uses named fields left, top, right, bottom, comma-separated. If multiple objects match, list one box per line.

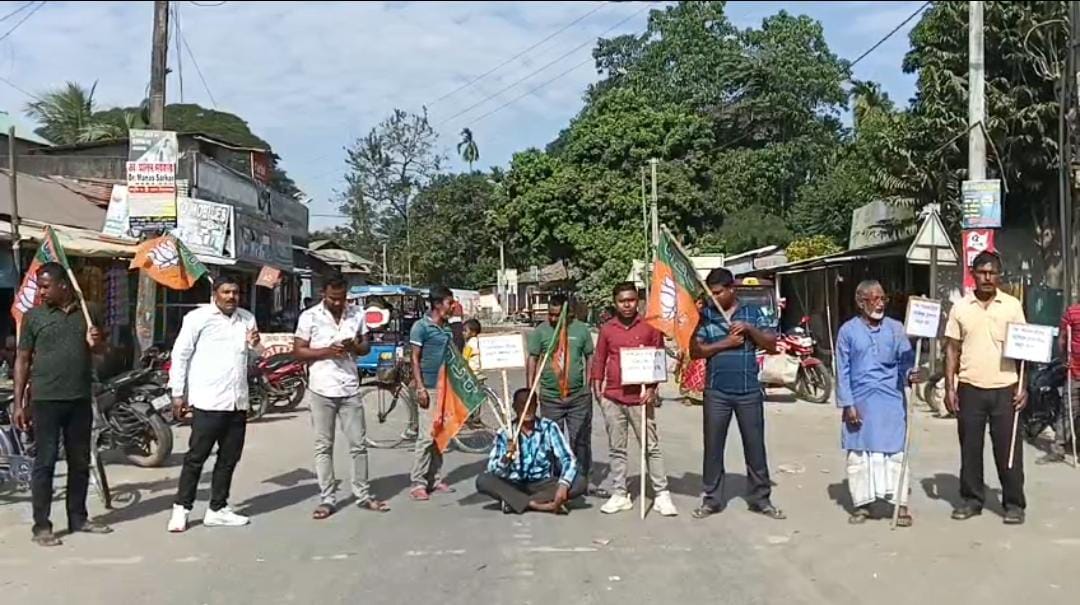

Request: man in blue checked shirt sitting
left=475, top=389, right=587, bottom=514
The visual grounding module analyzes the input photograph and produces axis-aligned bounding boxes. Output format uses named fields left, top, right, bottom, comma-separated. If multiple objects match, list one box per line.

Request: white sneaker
left=601, top=493, right=634, bottom=514
left=167, top=504, right=190, bottom=533
left=654, top=490, right=679, bottom=517
left=203, top=506, right=250, bottom=528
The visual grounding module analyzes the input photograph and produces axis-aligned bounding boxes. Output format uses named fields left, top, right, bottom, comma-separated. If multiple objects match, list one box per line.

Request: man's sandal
left=32, top=532, right=62, bottom=547
left=358, top=499, right=390, bottom=513
left=312, top=503, right=335, bottom=520
left=896, top=513, right=914, bottom=528
left=848, top=508, right=871, bottom=524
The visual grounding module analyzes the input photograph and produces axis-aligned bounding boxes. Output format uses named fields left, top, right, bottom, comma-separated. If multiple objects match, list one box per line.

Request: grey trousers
left=409, top=387, right=444, bottom=488
left=599, top=398, right=669, bottom=496
left=308, top=390, right=370, bottom=505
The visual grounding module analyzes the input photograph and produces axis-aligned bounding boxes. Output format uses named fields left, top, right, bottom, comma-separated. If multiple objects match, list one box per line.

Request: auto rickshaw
left=347, top=285, right=427, bottom=378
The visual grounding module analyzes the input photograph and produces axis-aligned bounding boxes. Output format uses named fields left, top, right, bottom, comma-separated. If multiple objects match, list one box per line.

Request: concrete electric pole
left=149, top=0, right=170, bottom=129
left=968, top=0, right=986, bottom=181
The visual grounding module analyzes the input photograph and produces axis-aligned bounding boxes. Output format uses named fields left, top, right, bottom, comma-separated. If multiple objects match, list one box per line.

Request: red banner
left=962, top=229, right=996, bottom=293
left=250, top=151, right=272, bottom=185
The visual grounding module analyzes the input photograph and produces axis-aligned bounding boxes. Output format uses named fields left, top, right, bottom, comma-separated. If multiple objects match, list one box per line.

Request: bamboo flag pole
left=508, top=335, right=557, bottom=458
left=65, top=267, right=95, bottom=331
left=660, top=225, right=726, bottom=317
left=640, top=383, right=647, bottom=520
left=1067, top=325, right=1077, bottom=468
left=1007, top=361, right=1026, bottom=470
left=891, top=343, right=922, bottom=530
left=501, top=368, right=513, bottom=427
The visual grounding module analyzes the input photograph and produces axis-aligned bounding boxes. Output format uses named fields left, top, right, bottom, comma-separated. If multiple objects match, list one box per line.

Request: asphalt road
left=2, top=367, right=1080, bottom=605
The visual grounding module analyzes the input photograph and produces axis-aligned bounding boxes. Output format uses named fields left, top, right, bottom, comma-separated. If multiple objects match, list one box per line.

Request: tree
left=410, top=172, right=501, bottom=288
left=457, top=128, right=479, bottom=170
left=24, top=81, right=122, bottom=144
left=786, top=235, right=842, bottom=262
left=338, top=108, right=444, bottom=284
left=698, top=205, right=793, bottom=254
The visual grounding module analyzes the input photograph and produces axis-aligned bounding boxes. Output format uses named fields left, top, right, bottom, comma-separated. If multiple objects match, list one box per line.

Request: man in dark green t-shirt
left=13, top=262, right=110, bottom=547
left=527, top=294, right=597, bottom=493
left=407, top=285, right=456, bottom=501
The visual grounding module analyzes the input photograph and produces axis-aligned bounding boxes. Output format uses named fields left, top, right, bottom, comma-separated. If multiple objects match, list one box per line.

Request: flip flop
left=848, top=508, right=871, bottom=525
left=358, top=499, right=390, bottom=513
left=32, top=532, right=62, bottom=547
left=896, top=513, right=914, bottom=528
left=691, top=504, right=722, bottom=519
left=312, top=503, right=335, bottom=520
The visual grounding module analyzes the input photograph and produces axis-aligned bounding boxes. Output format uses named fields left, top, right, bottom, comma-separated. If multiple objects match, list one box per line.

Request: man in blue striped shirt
left=475, top=389, right=586, bottom=514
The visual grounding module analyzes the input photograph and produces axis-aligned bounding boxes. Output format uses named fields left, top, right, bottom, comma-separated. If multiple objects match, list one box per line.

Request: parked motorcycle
left=1021, top=359, right=1071, bottom=444
left=758, top=317, right=833, bottom=404
left=257, top=353, right=307, bottom=413
left=94, top=368, right=174, bottom=467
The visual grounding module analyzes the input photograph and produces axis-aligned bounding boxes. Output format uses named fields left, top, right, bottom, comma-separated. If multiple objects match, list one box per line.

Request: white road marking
left=404, top=549, right=466, bottom=557
left=62, top=556, right=144, bottom=566
left=175, top=556, right=201, bottom=563
left=523, top=546, right=597, bottom=553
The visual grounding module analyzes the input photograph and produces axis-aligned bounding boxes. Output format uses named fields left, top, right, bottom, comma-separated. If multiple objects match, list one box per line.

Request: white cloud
left=0, top=1, right=920, bottom=229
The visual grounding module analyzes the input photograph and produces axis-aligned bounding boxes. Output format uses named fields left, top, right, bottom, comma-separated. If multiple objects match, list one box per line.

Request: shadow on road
left=826, top=481, right=856, bottom=514
left=920, top=472, right=1004, bottom=517
left=667, top=471, right=752, bottom=509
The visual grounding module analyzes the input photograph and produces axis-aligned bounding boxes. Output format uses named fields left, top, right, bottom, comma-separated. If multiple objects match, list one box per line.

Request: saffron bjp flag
left=11, top=227, right=70, bottom=330
left=547, top=304, right=571, bottom=397
left=646, top=228, right=706, bottom=353
left=130, top=235, right=208, bottom=290
left=432, top=345, right=488, bottom=453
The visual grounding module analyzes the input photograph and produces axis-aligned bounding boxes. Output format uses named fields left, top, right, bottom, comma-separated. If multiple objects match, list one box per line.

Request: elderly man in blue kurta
left=836, top=280, right=917, bottom=527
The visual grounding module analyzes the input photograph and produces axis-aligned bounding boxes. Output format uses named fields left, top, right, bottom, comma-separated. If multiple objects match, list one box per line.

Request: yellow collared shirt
left=944, top=290, right=1026, bottom=389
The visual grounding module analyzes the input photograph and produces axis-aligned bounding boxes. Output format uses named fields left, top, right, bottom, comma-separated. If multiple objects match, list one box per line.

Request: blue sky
left=0, top=1, right=925, bottom=229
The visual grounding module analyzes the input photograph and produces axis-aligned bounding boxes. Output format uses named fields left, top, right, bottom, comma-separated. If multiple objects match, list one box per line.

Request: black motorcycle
left=94, top=368, right=174, bottom=468
left=1021, top=359, right=1071, bottom=444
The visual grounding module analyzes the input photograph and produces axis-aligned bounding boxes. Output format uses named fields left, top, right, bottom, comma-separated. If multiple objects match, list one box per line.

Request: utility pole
left=499, top=242, right=506, bottom=322
left=8, top=127, right=20, bottom=272
left=968, top=0, right=986, bottom=181
left=648, top=156, right=656, bottom=256
left=382, top=242, right=388, bottom=285
left=640, top=168, right=649, bottom=291
left=149, top=0, right=170, bottom=129
left=1065, top=0, right=1080, bottom=302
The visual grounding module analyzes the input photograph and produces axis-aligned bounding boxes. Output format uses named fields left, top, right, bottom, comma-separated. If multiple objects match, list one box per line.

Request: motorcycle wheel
left=123, top=410, right=174, bottom=468
left=274, top=381, right=306, bottom=413
left=794, top=365, right=832, bottom=404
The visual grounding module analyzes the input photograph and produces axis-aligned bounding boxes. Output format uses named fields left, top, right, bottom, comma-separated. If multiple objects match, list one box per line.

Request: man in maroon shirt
left=1042, top=303, right=1080, bottom=464
left=590, top=282, right=678, bottom=516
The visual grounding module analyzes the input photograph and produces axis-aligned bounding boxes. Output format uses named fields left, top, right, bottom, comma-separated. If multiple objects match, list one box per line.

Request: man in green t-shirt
left=527, top=294, right=598, bottom=494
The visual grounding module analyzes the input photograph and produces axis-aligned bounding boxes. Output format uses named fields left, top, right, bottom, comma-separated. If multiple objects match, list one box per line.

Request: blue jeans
left=702, top=389, right=772, bottom=508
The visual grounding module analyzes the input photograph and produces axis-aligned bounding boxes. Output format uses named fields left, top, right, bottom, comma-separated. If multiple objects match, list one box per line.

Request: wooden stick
left=1068, top=326, right=1077, bottom=468
left=892, top=342, right=922, bottom=530
left=1007, top=361, right=1025, bottom=470
left=501, top=368, right=513, bottom=425
left=64, top=266, right=95, bottom=329
left=640, top=383, right=647, bottom=520
left=508, top=342, right=555, bottom=457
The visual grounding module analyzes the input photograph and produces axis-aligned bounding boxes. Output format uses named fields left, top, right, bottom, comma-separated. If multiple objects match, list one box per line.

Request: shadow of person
left=826, top=481, right=857, bottom=515
left=666, top=471, right=750, bottom=509
left=920, top=472, right=1005, bottom=516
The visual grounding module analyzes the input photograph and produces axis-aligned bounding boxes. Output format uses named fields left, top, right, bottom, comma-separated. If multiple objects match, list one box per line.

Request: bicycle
left=0, top=393, right=112, bottom=509
left=363, top=377, right=502, bottom=454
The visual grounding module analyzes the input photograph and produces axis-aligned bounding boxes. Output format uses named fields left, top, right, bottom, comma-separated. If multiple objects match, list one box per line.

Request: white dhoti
left=846, top=451, right=908, bottom=508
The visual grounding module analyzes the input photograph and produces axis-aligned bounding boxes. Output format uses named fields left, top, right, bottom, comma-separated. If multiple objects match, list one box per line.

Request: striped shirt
left=486, top=418, right=577, bottom=486
left=1063, top=304, right=1080, bottom=379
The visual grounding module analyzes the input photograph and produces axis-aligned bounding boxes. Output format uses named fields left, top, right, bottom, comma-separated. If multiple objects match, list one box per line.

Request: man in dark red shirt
left=590, top=282, right=678, bottom=516
left=1043, top=303, right=1080, bottom=464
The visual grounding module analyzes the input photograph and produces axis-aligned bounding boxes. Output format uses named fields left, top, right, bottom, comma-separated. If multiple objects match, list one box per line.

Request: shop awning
left=0, top=219, right=137, bottom=258
left=760, top=240, right=917, bottom=277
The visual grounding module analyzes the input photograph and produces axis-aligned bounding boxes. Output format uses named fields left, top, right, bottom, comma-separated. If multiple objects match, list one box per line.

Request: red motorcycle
left=256, top=353, right=307, bottom=414
left=757, top=316, right=833, bottom=404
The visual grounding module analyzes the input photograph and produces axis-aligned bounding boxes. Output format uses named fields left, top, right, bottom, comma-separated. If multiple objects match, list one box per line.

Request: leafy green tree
left=786, top=235, right=842, bottom=261
left=698, top=205, right=793, bottom=255
left=410, top=172, right=500, bottom=288
left=24, top=81, right=123, bottom=144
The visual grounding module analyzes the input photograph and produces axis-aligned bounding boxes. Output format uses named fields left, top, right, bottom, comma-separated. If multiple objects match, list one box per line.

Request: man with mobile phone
left=294, top=277, right=389, bottom=519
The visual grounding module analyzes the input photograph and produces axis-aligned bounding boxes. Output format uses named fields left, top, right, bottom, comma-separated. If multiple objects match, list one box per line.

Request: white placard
left=477, top=334, right=527, bottom=370
left=619, top=347, right=667, bottom=385
left=1003, top=322, right=1055, bottom=364
left=904, top=297, right=942, bottom=339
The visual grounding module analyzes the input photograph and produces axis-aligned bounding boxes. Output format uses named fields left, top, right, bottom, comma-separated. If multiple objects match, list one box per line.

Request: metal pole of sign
left=8, top=127, right=21, bottom=272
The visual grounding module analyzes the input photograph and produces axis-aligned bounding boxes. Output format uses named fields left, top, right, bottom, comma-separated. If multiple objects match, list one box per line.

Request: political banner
left=126, top=129, right=178, bottom=232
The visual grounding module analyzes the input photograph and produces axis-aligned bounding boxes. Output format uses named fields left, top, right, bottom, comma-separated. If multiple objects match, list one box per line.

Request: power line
left=176, top=14, right=218, bottom=107
left=0, top=73, right=41, bottom=101
left=426, top=1, right=608, bottom=107
left=0, top=1, right=36, bottom=23
left=0, top=1, right=43, bottom=44
left=462, top=55, right=596, bottom=127
left=188, top=1, right=227, bottom=6
left=849, top=1, right=931, bottom=69
left=435, top=4, right=649, bottom=127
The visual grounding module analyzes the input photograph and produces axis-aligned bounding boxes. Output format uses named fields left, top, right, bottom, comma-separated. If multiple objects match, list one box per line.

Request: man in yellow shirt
left=944, top=251, right=1028, bottom=525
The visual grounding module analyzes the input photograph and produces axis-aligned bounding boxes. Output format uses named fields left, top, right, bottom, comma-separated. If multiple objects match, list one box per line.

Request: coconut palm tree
left=24, top=81, right=106, bottom=144
left=457, top=128, right=479, bottom=170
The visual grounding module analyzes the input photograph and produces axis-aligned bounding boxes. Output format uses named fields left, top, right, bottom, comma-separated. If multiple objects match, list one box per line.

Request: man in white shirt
left=167, top=276, right=260, bottom=532
left=294, top=277, right=389, bottom=518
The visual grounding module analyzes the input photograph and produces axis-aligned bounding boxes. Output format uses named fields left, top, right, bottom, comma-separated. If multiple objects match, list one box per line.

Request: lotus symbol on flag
left=147, top=239, right=180, bottom=269
left=660, top=276, right=678, bottom=320
left=14, top=274, right=38, bottom=314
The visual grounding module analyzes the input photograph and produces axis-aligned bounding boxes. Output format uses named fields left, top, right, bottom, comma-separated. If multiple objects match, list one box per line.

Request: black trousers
left=958, top=383, right=1026, bottom=510
left=540, top=391, right=593, bottom=481
left=175, top=409, right=247, bottom=511
left=702, top=389, right=772, bottom=509
left=30, top=399, right=92, bottom=534
left=475, top=472, right=587, bottom=514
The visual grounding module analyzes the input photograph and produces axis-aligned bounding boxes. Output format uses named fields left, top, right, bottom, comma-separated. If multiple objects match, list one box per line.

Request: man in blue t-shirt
left=690, top=268, right=784, bottom=521
left=408, top=286, right=455, bottom=501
